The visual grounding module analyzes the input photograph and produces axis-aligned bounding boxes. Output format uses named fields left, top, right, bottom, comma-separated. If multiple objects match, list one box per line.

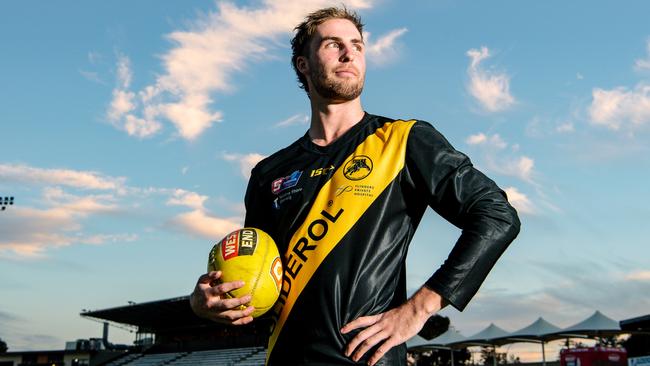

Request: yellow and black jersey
left=244, top=113, right=520, bottom=366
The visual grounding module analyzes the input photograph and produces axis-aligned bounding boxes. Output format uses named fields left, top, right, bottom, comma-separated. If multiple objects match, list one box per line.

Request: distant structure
left=1, top=196, right=14, bottom=211
left=80, top=295, right=271, bottom=352
left=0, top=295, right=271, bottom=366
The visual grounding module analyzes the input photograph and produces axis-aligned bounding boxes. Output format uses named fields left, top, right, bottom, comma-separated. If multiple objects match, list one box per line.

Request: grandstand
left=79, top=295, right=272, bottom=365
left=0, top=295, right=271, bottom=366
left=101, top=347, right=266, bottom=366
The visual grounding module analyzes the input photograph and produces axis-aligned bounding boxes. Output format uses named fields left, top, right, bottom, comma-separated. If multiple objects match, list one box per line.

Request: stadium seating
left=103, top=347, right=267, bottom=366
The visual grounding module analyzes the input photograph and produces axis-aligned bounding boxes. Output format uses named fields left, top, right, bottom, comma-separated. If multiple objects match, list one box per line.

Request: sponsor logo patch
left=272, top=170, right=302, bottom=194
left=309, top=165, right=335, bottom=178
left=272, top=187, right=303, bottom=210
left=221, top=231, right=240, bottom=260
left=335, top=185, right=353, bottom=197
left=238, top=228, right=257, bottom=256
left=335, top=184, right=375, bottom=198
left=343, top=155, right=373, bottom=180
left=221, top=229, right=257, bottom=260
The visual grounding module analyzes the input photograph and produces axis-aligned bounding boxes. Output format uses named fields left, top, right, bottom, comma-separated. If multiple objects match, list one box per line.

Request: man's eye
left=326, top=42, right=340, bottom=49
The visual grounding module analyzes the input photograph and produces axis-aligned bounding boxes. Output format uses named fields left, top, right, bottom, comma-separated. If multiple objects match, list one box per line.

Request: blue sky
left=1, top=0, right=650, bottom=361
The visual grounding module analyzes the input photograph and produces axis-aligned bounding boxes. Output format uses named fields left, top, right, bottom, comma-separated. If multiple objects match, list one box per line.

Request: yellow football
left=208, top=227, right=283, bottom=318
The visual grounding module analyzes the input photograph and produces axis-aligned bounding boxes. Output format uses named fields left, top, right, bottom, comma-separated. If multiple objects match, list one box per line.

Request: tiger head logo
left=343, top=155, right=373, bottom=180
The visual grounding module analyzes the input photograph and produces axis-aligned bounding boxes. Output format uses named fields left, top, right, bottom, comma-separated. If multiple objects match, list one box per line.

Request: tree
left=414, top=348, right=472, bottom=366
left=480, top=346, right=507, bottom=366
left=0, top=337, right=7, bottom=353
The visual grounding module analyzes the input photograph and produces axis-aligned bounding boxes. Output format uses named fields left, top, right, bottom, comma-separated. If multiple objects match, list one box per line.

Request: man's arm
left=190, top=167, right=267, bottom=326
left=341, top=285, right=447, bottom=365
left=408, top=121, right=521, bottom=311
left=342, top=121, right=520, bottom=365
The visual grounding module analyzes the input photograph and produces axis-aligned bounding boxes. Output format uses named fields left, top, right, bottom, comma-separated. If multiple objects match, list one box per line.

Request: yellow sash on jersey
left=266, top=119, right=416, bottom=364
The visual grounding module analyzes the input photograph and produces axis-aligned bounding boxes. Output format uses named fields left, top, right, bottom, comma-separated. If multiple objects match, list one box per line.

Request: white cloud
left=222, top=152, right=267, bottom=180
left=588, top=83, right=650, bottom=130
left=79, top=70, right=104, bottom=84
left=466, top=46, right=515, bottom=112
left=80, top=233, right=138, bottom=245
left=116, top=54, right=132, bottom=89
left=501, top=156, right=535, bottom=182
left=163, top=189, right=247, bottom=240
left=124, top=114, right=162, bottom=138
left=0, top=163, right=243, bottom=258
left=466, top=133, right=507, bottom=149
left=168, top=209, right=241, bottom=240
left=625, top=270, right=650, bottom=281
left=0, top=186, right=127, bottom=258
left=107, top=55, right=163, bottom=138
left=42, top=187, right=118, bottom=214
left=88, top=51, right=102, bottom=65
left=159, top=94, right=222, bottom=140
left=108, top=0, right=376, bottom=141
left=0, top=164, right=126, bottom=191
left=464, top=133, right=537, bottom=184
left=364, top=27, right=408, bottom=66
left=466, top=133, right=487, bottom=145
left=0, top=205, right=133, bottom=258
left=556, top=122, right=575, bottom=133
left=165, top=189, right=242, bottom=239
left=107, top=89, right=136, bottom=122
left=526, top=116, right=576, bottom=138
left=167, top=189, right=208, bottom=211
left=504, top=186, right=535, bottom=215
left=275, top=113, right=309, bottom=128
left=634, top=38, right=650, bottom=71
left=481, top=154, right=536, bottom=183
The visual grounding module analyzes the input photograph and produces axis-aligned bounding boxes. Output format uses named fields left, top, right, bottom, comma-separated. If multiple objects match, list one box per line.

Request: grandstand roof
left=81, top=296, right=218, bottom=331
left=620, top=314, right=650, bottom=332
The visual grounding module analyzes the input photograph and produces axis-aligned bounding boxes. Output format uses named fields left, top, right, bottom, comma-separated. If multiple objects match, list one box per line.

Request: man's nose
left=339, top=45, right=355, bottom=62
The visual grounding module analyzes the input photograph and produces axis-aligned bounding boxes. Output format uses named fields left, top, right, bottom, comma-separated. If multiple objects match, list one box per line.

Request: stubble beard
left=310, top=62, right=364, bottom=101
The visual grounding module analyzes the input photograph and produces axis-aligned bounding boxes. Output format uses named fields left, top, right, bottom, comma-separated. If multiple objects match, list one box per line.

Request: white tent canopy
left=491, top=317, right=563, bottom=366
left=449, top=323, right=510, bottom=347
left=406, top=327, right=466, bottom=350
left=551, top=310, right=621, bottom=337
left=432, top=327, right=468, bottom=347
left=406, top=310, right=632, bottom=366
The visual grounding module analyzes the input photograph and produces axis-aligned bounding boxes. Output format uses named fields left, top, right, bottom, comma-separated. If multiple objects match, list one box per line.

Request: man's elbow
left=502, top=204, right=521, bottom=243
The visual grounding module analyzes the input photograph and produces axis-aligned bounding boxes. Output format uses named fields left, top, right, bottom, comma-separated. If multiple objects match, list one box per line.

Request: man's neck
left=308, top=97, right=365, bottom=147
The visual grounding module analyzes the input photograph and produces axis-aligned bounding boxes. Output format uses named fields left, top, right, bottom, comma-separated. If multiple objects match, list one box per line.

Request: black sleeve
left=243, top=166, right=269, bottom=232
left=405, top=121, right=521, bottom=311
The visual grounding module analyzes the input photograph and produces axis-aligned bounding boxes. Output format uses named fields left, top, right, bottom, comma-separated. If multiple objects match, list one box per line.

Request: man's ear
left=296, top=56, right=309, bottom=75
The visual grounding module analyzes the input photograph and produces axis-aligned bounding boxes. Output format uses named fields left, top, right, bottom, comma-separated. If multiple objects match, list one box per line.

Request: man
left=191, top=7, right=520, bottom=366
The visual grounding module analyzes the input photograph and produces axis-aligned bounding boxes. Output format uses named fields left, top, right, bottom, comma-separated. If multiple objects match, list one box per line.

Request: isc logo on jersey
left=310, top=165, right=335, bottom=177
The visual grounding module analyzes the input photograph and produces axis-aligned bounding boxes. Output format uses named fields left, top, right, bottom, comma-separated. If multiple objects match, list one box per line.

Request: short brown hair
left=290, top=7, right=364, bottom=93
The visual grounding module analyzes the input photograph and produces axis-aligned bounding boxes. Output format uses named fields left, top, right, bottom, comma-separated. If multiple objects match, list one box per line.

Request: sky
left=1, top=0, right=650, bottom=361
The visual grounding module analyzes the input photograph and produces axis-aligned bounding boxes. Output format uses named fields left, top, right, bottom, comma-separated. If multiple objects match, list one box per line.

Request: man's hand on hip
left=341, top=286, right=446, bottom=366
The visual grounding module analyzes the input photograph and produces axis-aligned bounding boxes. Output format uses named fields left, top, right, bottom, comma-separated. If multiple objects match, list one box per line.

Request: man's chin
left=317, top=82, right=363, bottom=102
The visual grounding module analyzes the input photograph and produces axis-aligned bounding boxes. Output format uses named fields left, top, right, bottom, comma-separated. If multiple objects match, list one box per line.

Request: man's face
left=303, top=18, right=366, bottom=101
